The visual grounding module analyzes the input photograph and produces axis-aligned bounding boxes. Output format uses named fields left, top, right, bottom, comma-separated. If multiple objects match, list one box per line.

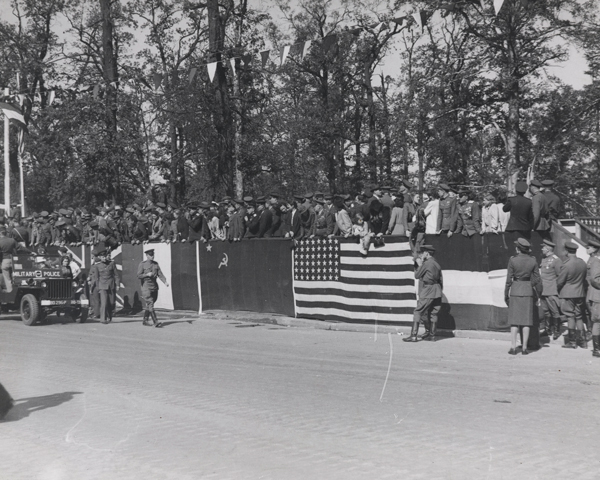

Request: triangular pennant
left=207, top=62, right=217, bottom=83
left=260, top=50, right=270, bottom=68
left=153, top=72, right=163, bottom=90
left=230, top=58, right=237, bottom=76
left=391, top=16, right=406, bottom=26
left=18, top=94, right=26, bottom=107
left=322, top=35, right=338, bottom=54
left=241, top=54, right=253, bottom=66
left=93, top=84, right=100, bottom=99
left=280, top=45, right=291, bottom=66
left=372, top=22, right=385, bottom=34
left=493, top=0, right=505, bottom=14
left=302, top=40, right=312, bottom=59
left=48, top=90, right=55, bottom=105
left=412, top=11, right=425, bottom=32
left=188, top=67, right=197, bottom=85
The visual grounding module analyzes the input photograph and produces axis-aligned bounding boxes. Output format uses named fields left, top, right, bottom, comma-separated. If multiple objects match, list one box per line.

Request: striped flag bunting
left=0, top=102, right=26, bottom=128
left=293, top=237, right=416, bottom=324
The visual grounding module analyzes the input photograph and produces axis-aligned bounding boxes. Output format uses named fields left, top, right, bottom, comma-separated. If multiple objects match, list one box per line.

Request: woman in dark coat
left=505, top=238, right=542, bottom=355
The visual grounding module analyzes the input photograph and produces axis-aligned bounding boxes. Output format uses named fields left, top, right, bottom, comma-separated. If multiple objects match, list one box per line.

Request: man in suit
left=558, top=241, right=588, bottom=349
left=404, top=245, right=443, bottom=343
left=503, top=181, right=533, bottom=238
left=89, top=243, right=119, bottom=324
left=586, top=240, right=600, bottom=357
left=137, top=248, right=169, bottom=327
left=539, top=239, right=563, bottom=339
left=530, top=179, right=551, bottom=239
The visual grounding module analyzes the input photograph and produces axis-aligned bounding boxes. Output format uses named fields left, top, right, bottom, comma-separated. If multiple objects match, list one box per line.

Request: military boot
left=553, top=319, right=562, bottom=340
left=403, top=322, right=420, bottom=342
left=142, top=310, right=151, bottom=326
left=577, top=330, right=588, bottom=349
left=592, top=336, right=600, bottom=357
left=562, top=329, right=577, bottom=349
left=150, top=311, right=161, bottom=328
left=418, top=320, right=431, bottom=340
left=425, top=322, right=437, bottom=342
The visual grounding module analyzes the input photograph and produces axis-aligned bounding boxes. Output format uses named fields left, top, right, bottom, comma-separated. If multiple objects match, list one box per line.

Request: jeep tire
left=20, top=294, right=41, bottom=326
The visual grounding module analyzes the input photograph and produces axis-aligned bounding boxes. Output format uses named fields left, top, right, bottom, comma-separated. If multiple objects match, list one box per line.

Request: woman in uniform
left=505, top=238, right=543, bottom=355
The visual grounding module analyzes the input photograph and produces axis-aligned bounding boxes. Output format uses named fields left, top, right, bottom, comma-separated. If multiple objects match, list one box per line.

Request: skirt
left=508, top=296, right=534, bottom=327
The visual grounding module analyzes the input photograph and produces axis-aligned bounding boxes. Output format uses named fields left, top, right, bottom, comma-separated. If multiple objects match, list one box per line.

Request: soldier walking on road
left=137, top=248, right=169, bottom=327
left=404, top=245, right=443, bottom=343
left=505, top=238, right=542, bottom=355
left=539, top=239, right=563, bottom=340
left=585, top=240, right=600, bottom=357
left=89, top=243, right=120, bottom=324
left=558, top=241, right=588, bottom=349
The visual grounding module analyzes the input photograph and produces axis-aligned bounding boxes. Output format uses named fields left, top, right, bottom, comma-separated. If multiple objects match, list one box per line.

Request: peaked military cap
left=530, top=179, right=543, bottom=188
left=541, top=180, right=554, bottom=187
left=542, top=239, right=556, bottom=248
left=564, top=241, right=578, bottom=252
left=514, top=238, right=531, bottom=251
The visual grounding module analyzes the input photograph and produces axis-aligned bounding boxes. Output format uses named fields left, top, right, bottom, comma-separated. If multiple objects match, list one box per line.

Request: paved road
left=1, top=311, right=599, bottom=480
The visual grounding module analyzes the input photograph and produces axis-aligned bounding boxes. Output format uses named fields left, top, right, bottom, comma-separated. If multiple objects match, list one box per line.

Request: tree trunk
left=99, top=0, right=119, bottom=203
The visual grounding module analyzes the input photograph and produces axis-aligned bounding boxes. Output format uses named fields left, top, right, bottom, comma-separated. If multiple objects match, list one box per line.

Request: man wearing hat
left=505, top=238, right=542, bottom=355
left=529, top=179, right=551, bottom=238
left=585, top=240, right=600, bottom=357
left=0, top=226, right=20, bottom=292
left=558, top=241, right=588, bottom=349
left=542, top=180, right=561, bottom=222
left=455, top=189, right=481, bottom=237
left=137, top=248, right=169, bottom=327
left=404, top=245, right=443, bottom=343
left=89, top=243, right=120, bottom=324
left=503, top=181, right=533, bottom=238
left=436, top=184, right=458, bottom=237
left=539, top=239, right=563, bottom=339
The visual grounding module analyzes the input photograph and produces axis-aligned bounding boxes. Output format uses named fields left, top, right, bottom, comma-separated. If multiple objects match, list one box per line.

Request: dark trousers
left=142, top=288, right=159, bottom=313
left=99, top=288, right=115, bottom=323
left=414, top=297, right=442, bottom=325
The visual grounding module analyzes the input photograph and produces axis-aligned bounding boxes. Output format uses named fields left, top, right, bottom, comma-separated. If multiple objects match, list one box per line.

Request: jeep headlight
left=72, top=281, right=78, bottom=288
left=41, top=281, right=47, bottom=288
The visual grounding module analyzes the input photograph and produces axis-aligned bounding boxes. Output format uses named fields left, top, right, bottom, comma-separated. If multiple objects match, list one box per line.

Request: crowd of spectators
left=1, top=179, right=561, bottom=255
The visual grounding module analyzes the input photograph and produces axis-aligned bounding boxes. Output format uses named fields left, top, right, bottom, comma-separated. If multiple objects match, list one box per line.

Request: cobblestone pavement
left=1, top=311, right=599, bottom=480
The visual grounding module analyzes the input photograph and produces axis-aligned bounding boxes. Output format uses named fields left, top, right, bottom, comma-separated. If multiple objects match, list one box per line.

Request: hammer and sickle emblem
left=218, top=253, right=229, bottom=269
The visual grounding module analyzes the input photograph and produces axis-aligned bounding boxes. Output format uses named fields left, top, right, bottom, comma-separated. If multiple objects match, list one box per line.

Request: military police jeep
left=0, top=253, right=89, bottom=325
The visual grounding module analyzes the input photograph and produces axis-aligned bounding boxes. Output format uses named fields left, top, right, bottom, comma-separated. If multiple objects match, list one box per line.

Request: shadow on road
left=3, top=391, right=82, bottom=422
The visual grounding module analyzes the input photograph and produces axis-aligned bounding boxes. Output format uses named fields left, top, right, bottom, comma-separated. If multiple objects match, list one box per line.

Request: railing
left=577, top=217, right=600, bottom=234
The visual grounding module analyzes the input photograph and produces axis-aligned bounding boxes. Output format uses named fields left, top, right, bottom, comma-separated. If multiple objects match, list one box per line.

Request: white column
left=3, top=87, right=10, bottom=218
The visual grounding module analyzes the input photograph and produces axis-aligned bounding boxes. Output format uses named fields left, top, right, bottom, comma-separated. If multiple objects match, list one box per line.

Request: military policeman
left=404, top=245, right=443, bottom=343
left=585, top=240, right=600, bottom=357
left=505, top=238, right=542, bottom=355
left=539, top=239, right=563, bottom=339
left=137, top=248, right=169, bottom=327
left=558, top=241, right=588, bottom=349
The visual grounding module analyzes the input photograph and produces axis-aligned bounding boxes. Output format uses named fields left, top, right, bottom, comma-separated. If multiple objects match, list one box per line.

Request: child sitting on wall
left=351, top=212, right=373, bottom=256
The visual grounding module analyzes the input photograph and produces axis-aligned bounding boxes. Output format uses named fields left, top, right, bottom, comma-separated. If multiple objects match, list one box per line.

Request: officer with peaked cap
left=585, top=239, right=600, bottom=357
left=404, top=245, right=443, bottom=343
left=503, top=181, right=533, bottom=238
left=137, top=248, right=169, bottom=327
left=529, top=179, right=551, bottom=238
left=436, top=183, right=458, bottom=236
left=88, top=243, right=119, bottom=324
left=542, top=180, right=561, bottom=222
left=558, top=241, right=588, bottom=349
left=539, top=239, right=563, bottom=339
left=505, top=238, right=542, bottom=355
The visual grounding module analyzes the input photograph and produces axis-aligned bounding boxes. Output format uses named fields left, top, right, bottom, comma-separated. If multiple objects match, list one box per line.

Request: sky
left=0, top=0, right=593, bottom=89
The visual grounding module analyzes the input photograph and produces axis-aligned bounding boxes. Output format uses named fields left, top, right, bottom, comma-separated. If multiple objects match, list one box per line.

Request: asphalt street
left=1, top=310, right=599, bottom=480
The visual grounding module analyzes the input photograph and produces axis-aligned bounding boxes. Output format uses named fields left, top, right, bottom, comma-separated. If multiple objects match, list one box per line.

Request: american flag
left=293, top=237, right=417, bottom=324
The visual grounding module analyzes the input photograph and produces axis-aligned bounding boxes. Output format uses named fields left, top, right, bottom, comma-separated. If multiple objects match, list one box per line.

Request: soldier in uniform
left=89, top=244, right=119, bottom=324
left=454, top=190, right=481, bottom=237
left=539, top=239, right=563, bottom=339
left=541, top=180, right=561, bottom=222
left=137, top=248, right=169, bottom=327
left=403, top=245, right=443, bottom=343
left=505, top=238, right=542, bottom=355
left=529, top=179, right=551, bottom=239
left=436, top=183, right=458, bottom=237
left=558, top=241, right=588, bottom=349
left=585, top=240, right=600, bottom=357
left=503, top=181, right=533, bottom=239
